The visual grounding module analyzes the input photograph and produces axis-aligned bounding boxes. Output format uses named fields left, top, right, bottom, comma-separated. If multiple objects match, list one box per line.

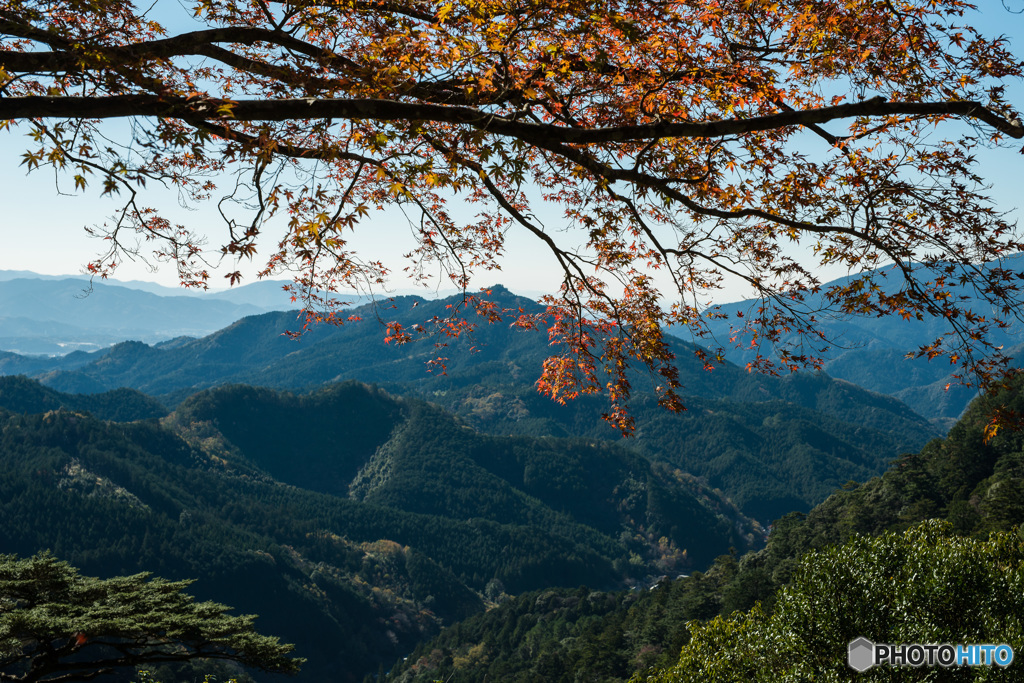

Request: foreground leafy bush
left=637, top=521, right=1024, bottom=682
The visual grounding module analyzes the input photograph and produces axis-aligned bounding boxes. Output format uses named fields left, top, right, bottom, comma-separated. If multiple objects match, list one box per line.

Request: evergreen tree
left=0, top=553, right=301, bottom=683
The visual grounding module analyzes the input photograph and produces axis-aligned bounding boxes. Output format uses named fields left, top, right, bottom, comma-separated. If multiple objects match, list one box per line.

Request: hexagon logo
left=848, top=637, right=875, bottom=672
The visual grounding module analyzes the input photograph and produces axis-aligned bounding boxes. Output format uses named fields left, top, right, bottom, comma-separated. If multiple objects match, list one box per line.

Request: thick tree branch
left=0, top=23, right=332, bottom=62
left=1, top=94, right=1021, bottom=140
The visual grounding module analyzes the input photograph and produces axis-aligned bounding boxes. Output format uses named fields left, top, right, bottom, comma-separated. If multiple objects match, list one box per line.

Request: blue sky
left=0, top=2, right=1021, bottom=301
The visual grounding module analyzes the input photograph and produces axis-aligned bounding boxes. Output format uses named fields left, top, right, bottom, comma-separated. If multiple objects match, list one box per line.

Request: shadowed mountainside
left=11, top=286, right=940, bottom=520
left=0, top=378, right=761, bottom=681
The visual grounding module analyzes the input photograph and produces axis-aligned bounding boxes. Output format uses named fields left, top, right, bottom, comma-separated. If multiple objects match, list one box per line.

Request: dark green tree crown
left=1, top=552, right=302, bottom=683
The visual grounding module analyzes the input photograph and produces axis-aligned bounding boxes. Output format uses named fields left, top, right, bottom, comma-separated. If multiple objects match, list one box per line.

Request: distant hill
left=0, top=269, right=296, bottom=302
left=0, top=315, right=120, bottom=355
left=4, top=286, right=940, bottom=520
left=0, top=271, right=458, bottom=355
left=0, top=378, right=760, bottom=681
left=9, top=257, right=1023, bottom=422
left=0, top=277, right=268, bottom=354
left=695, top=255, right=1024, bottom=422
left=0, top=375, right=167, bottom=421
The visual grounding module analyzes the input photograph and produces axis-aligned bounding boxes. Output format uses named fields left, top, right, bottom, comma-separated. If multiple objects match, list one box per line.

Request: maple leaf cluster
left=1, top=0, right=1023, bottom=433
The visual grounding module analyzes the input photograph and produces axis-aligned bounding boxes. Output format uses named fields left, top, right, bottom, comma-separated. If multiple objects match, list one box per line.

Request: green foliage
left=0, top=553, right=300, bottom=683
left=636, top=521, right=1024, bottom=682
left=385, top=567, right=744, bottom=683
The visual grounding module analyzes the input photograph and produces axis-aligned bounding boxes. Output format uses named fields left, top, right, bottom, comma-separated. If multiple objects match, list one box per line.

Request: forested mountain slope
left=386, top=378, right=1024, bottom=683
left=0, top=374, right=167, bottom=421
left=0, top=378, right=759, bottom=681
left=764, top=373, right=1024, bottom=553
left=169, top=383, right=761, bottom=571
left=7, top=287, right=939, bottom=520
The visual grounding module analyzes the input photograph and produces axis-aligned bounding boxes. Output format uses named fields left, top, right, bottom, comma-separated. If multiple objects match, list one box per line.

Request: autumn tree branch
left=0, top=94, right=1020, bottom=140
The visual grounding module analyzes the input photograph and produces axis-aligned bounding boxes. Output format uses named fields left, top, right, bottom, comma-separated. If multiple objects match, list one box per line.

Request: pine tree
left=0, top=553, right=301, bottom=683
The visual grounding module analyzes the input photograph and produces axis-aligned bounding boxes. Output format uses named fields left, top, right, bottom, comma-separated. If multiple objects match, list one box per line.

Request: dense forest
left=0, top=374, right=167, bottom=421
left=0, top=376, right=761, bottom=681
left=386, top=377, right=1024, bottom=682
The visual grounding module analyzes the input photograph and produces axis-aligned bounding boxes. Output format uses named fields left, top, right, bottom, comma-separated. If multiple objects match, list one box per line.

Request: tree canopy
left=635, top=520, right=1024, bottom=683
left=1, top=0, right=1023, bottom=431
left=0, top=552, right=302, bottom=683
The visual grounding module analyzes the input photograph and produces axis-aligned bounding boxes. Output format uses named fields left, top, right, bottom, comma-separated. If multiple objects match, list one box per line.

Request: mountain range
left=385, top=373, right=1024, bottom=683
left=1, top=267, right=1018, bottom=682
left=0, top=271, right=468, bottom=355
left=0, top=276, right=276, bottom=354
left=6, top=260, right=1023, bottom=422
left=0, top=286, right=939, bottom=521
